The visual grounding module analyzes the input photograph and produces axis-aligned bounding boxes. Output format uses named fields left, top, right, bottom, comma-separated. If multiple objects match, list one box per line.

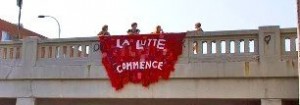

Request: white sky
left=0, top=0, right=297, bottom=38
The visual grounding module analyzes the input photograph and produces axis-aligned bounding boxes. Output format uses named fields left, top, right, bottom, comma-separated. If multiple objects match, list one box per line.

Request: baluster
left=41, top=46, right=46, bottom=58
left=7, top=48, right=11, bottom=59
left=88, top=44, right=92, bottom=55
left=2, top=48, right=4, bottom=59
left=42, top=47, right=46, bottom=58
left=254, top=38, right=258, bottom=54
left=216, top=40, right=221, bottom=54
left=66, top=46, right=71, bottom=58
left=55, top=46, right=59, bottom=58
left=39, top=46, right=43, bottom=58
left=8, top=48, right=10, bottom=59
left=1, top=47, right=3, bottom=59
left=82, top=45, right=87, bottom=57
left=4, top=47, right=7, bottom=59
left=235, top=40, right=240, bottom=54
left=199, top=40, right=203, bottom=55
left=58, top=45, right=64, bottom=58
left=1, top=47, right=4, bottom=59
left=51, top=46, right=56, bottom=58
left=64, top=46, right=68, bottom=57
left=64, top=46, right=68, bottom=58
left=16, top=47, right=21, bottom=59
left=48, top=46, right=52, bottom=58
left=244, top=39, right=249, bottom=53
left=2, top=48, right=6, bottom=59
left=290, top=36, right=296, bottom=52
left=44, top=46, right=49, bottom=58
left=9, top=48, right=13, bottom=59
left=70, top=46, right=74, bottom=58
left=3, top=48, right=7, bottom=59
left=13, top=47, right=17, bottom=59
left=38, top=46, right=42, bottom=58
left=226, top=40, right=230, bottom=54
left=282, top=37, right=287, bottom=53
left=5, top=48, right=9, bottom=59
left=207, top=40, right=212, bottom=54
left=190, top=40, right=194, bottom=55
left=74, top=45, right=79, bottom=58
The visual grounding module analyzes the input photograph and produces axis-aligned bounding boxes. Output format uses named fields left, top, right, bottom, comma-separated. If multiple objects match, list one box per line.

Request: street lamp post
left=38, top=15, right=62, bottom=58
left=38, top=15, right=61, bottom=38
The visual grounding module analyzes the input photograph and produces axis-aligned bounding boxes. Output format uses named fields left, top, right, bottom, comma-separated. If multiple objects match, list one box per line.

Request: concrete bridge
left=0, top=26, right=298, bottom=105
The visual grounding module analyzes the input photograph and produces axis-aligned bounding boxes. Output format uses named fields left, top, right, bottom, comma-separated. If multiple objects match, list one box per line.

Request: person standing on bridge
left=127, top=22, right=140, bottom=35
left=195, top=22, right=204, bottom=34
left=193, top=22, right=204, bottom=54
left=98, top=25, right=110, bottom=36
left=152, top=25, right=164, bottom=34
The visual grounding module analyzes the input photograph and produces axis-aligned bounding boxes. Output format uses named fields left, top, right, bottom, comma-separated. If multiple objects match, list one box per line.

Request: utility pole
left=17, top=0, right=22, bottom=39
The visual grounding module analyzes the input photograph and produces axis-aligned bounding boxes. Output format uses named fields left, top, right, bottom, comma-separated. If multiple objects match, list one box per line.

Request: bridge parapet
left=0, top=26, right=297, bottom=79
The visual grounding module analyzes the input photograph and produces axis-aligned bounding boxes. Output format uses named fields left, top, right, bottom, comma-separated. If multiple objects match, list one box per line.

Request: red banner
left=98, top=33, right=186, bottom=90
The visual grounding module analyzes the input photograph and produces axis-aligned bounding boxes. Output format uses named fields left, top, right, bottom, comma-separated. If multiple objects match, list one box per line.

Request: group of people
left=97, top=22, right=203, bottom=36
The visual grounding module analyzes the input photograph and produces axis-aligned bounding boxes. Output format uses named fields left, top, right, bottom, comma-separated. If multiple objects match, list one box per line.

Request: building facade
left=0, top=18, right=46, bottom=41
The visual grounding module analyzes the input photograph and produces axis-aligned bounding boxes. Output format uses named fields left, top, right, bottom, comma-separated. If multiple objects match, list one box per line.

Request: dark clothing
left=98, top=31, right=110, bottom=36
left=127, top=29, right=140, bottom=35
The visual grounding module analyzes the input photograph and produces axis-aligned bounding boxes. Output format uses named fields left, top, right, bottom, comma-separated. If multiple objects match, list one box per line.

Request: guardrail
left=0, top=26, right=297, bottom=66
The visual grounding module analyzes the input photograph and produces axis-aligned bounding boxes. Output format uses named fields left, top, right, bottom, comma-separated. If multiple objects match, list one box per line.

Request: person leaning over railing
left=193, top=22, right=204, bottom=54
left=151, top=25, right=164, bottom=34
left=98, top=25, right=110, bottom=36
left=127, top=22, right=140, bottom=35
left=195, top=22, right=204, bottom=34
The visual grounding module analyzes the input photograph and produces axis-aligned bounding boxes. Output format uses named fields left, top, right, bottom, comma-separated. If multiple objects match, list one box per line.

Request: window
left=1, top=31, right=12, bottom=41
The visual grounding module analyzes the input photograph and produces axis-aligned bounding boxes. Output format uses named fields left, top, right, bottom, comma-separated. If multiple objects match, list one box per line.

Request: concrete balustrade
left=186, top=30, right=259, bottom=63
left=0, top=26, right=297, bottom=78
left=281, top=28, right=298, bottom=60
left=0, top=41, right=22, bottom=60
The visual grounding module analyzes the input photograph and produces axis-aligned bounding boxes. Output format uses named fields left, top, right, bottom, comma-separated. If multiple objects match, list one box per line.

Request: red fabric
left=98, top=33, right=186, bottom=90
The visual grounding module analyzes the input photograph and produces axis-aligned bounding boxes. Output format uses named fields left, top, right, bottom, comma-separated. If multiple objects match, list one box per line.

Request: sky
left=0, top=0, right=297, bottom=38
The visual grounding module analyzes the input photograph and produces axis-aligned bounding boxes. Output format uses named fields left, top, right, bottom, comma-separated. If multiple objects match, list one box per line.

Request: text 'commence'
left=116, top=61, right=164, bottom=73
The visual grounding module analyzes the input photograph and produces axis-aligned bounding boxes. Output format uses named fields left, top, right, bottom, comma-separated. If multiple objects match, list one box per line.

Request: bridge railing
left=0, top=41, right=22, bottom=66
left=34, top=37, right=100, bottom=66
left=0, top=41, right=22, bottom=59
left=280, top=28, right=298, bottom=60
left=0, top=26, right=297, bottom=66
left=185, top=30, right=259, bottom=63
